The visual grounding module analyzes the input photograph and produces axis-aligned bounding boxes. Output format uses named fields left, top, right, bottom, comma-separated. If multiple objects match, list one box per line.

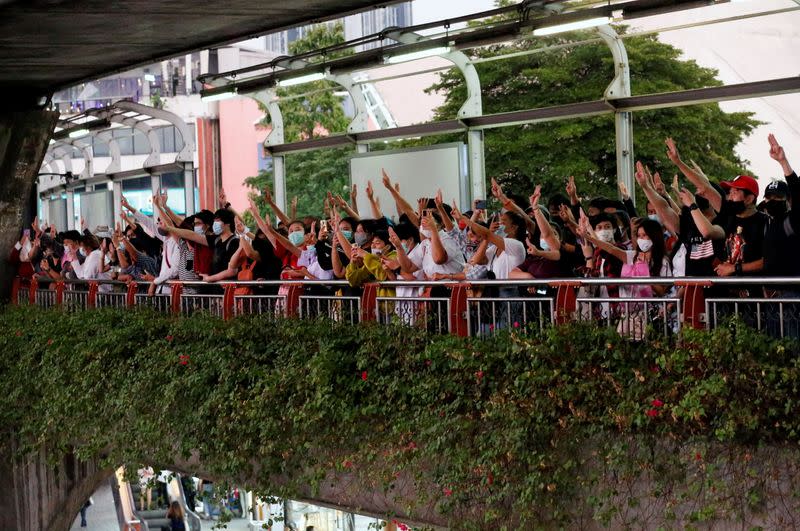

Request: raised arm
left=492, top=178, right=536, bottom=235
left=434, top=189, right=454, bottom=232
left=452, top=206, right=504, bottom=252
left=677, top=187, right=724, bottom=240
left=163, top=225, right=208, bottom=246
left=381, top=169, right=419, bottom=226
left=665, top=138, right=722, bottom=212
left=388, top=227, right=419, bottom=274
left=330, top=233, right=346, bottom=279
left=529, top=185, right=560, bottom=255
left=365, top=181, right=383, bottom=219
left=262, top=188, right=291, bottom=226
left=635, top=161, right=680, bottom=236
left=578, top=212, right=627, bottom=263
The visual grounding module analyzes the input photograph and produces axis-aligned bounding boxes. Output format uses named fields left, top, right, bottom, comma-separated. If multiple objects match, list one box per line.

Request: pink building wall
left=218, top=97, right=270, bottom=214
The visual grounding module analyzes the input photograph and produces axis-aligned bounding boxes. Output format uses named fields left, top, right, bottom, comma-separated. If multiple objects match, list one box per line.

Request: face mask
left=401, top=242, right=410, bottom=254
left=193, top=226, right=205, bottom=235
left=341, top=230, right=353, bottom=242
left=637, top=238, right=654, bottom=253
left=596, top=229, right=615, bottom=243
left=371, top=247, right=383, bottom=256
left=648, top=214, right=660, bottom=223
left=78, top=248, right=86, bottom=257
left=727, top=200, right=746, bottom=215
left=765, top=200, right=787, bottom=219
left=64, top=244, right=73, bottom=253
left=419, top=228, right=432, bottom=239
left=157, top=227, right=168, bottom=237
left=288, top=230, right=305, bottom=246
left=354, top=233, right=369, bottom=246
left=118, top=245, right=125, bottom=252
left=457, top=220, right=467, bottom=231
left=212, top=221, right=224, bottom=235
left=495, top=226, right=506, bottom=237
left=104, top=255, right=112, bottom=266
left=539, top=239, right=550, bottom=252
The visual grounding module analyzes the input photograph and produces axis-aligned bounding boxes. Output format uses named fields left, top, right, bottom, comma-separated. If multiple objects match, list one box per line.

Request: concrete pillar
left=183, top=162, right=196, bottom=215
left=65, top=190, right=75, bottom=229
left=0, top=109, right=59, bottom=299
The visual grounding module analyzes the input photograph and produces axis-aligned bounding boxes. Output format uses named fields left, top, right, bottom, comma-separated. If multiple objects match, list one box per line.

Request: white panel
left=349, top=143, right=468, bottom=221
left=48, top=198, right=69, bottom=233
left=79, top=189, right=115, bottom=234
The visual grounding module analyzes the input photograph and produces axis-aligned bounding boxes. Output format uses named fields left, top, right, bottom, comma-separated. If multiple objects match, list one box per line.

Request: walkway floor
left=70, top=481, right=119, bottom=531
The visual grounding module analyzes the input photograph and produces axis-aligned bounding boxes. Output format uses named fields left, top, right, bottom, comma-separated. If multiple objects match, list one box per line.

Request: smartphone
left=475, top=200, right=487, bottom=210
left=23, top=229, right=30, bottom=238
left=320, top=219, right=328, bottom=233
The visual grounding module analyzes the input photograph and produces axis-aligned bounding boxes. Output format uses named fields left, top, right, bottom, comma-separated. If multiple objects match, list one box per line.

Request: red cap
left=720, top=175, right=759, bottom=197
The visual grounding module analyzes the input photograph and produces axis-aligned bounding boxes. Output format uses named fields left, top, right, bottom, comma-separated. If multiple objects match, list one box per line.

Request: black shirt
left=678, top=207, right=724, bottom=277
left=251, top=237, right=281, bottom=281
left=206, top=234, right=239, bottom=275
left=763, top=171, right=800, bottom=277
left=720, top=206, right=768, bottom=271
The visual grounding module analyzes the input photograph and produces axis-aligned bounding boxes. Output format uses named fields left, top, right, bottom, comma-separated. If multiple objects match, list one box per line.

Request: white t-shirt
left=407, top=231, right=465, bottom=278
left=72, top=249, right=103, bottom=280
left=485, top=238, right=526, bottom=280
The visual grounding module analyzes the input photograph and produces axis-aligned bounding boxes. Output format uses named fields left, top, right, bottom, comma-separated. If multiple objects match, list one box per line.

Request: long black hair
left=638, top=218, right=666, bottom=277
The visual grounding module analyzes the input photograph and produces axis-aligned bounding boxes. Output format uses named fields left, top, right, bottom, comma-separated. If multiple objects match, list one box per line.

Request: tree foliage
left=426, top=13, right=759, bottom=200
left=246, top=23, right=353, bottom=219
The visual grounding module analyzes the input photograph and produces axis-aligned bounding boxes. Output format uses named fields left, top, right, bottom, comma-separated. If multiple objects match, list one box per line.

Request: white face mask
left=419, top=228, right=432, bottom=239
left=212, top=221, right=224, bottom=235
left=78, top=248, right=86, bottom=257
left=539, top=239, right=550, bottom=252
left=371, top=247, right=383, bottom=256
left=637, top=238, right=654, bottom=253
left=596, top=229, right=615, bottom=243
left=193, top=226, right=205, bottom=235
left=648, top=214, right=660, bottom=223
left=104, top=255, right=112, bottom=266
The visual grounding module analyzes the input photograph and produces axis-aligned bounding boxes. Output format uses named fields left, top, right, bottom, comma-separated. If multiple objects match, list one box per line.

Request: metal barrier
left=12, top=277, right=800, bottom=340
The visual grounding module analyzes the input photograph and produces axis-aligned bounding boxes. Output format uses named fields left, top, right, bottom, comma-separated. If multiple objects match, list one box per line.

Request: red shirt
left=190, top=242, right=214, bottom=275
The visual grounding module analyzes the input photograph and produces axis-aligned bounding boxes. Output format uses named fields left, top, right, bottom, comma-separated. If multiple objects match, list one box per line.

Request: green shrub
left=2, top=305, right=800, bottom=529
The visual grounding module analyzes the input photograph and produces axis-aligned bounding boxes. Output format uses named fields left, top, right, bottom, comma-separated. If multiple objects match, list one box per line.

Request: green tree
left=426, top=10, right=759, bottom=202
left=245, top=23, right=353, bottom=219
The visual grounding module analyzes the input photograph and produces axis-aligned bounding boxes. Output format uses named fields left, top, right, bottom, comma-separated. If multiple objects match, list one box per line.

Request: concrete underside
left=0, top=0, right=397, bottom=107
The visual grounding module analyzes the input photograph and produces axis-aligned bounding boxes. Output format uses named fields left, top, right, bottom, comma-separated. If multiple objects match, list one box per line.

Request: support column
left=66, top=190, right=75, bottom=230
left=183, top=162, right=196, bottom=215
left=467, top=130, right=486, bottom=206
left=112, top=180, right=122, bottom=226
left=273, top=156, right=287, bottom=217
left=615, top=112, right=634, bottom=203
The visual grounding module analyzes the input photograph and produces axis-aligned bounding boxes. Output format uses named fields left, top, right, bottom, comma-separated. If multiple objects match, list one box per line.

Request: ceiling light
left=276, top=72, right=326, bottom=87
left=68, top=128, right=89, bottom=138
left=201, top=88, right=238, bottom=102
left=385, top=46, right=451, bottom=64
left=144, top=74, right=156, bottom=82
left=533, top=16, right=613, bottom=36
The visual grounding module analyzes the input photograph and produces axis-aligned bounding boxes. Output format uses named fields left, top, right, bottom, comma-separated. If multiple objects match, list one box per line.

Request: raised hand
left=120, top=195, right=133, bottom=211
left=526, top=237, right=540, bottom=256
left=687, top=159, right=708, bottom=181
left=450, top=201, right=463, bottom=221
left=490, top=178, right=505, bottom=200
left=768, top=133, right=787, bottom=162
left=381, top=168, right=392, bottom=189
left=159, top=187, right=168, bottom=204
left=235, top=217, right=245, bottom=235
left=671, top=174, right=680, bottom=194
left=388, top=227, right=402, bottom=249
left=529, top=185, right=542, bottom=210
left=219, top=188, right=228, bottom=207
left=351, top=183, right=358, bottom=203
left=678, top=187, right=696, bottom=208
left=559, top=204, right=576, bottom=225
left=434, top=188, right=443, bottom=208
left=652, top=171, right=666, bottom=195
left=565, top=175, right=577, bottom=200
left=618, top=181, right=629, bottom=200
left=665, top=137, right=680, bottom=164
left=366, top=180, right=374, bottom=199
left=80, top=217, right=87, bottom=231
left=634, top=161, right=649, bottom=188
left=263, top=187, right=274, bottom=204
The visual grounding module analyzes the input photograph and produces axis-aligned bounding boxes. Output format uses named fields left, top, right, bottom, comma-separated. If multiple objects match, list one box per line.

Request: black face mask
left=764, top=200, right=788, bottom=219
left=156, top=227, right=168, bottom=237
left=727, top=200, right=746, bottom=215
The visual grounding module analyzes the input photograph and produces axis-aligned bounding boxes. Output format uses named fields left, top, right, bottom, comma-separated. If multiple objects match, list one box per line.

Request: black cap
left=764, top=180, right=789, bottom=199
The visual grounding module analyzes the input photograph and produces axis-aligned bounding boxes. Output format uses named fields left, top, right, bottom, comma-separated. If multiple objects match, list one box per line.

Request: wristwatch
left=689, top=203, right=699, bottom=211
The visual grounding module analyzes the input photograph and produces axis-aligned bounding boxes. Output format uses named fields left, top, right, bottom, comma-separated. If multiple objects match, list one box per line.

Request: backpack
left=234, top=259, right=256, bottom=296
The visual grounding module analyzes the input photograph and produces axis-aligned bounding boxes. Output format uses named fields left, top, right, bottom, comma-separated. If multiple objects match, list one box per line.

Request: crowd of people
left=10, top=134, right=799, bottom=330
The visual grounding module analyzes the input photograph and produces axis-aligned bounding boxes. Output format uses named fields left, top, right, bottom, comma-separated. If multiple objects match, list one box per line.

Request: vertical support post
left=273, top=155, right=287, bottom=216
left=615, top=112, right=634, bottom=205
left=552, top=281, right=580, bottom=325
left=185, top=53, right=193, bottom=95
left=10, top=277, right=20, bottom=305
left=222, top=283, right=236, bottom=321
left=361, top=283, right=378, bottom=322
left=66, top=190, right=75, bottom=230
left=87, top=282, right=99, bottom=308
left=449, top=283, right=470, bottom=337
left=467, top=130, right=486, bottom=207
left=29, top=277, right=38, bottom=305
left=151, top=174, right=160, bottom=205
left=170, top=283, right=183, bottom=315
left=183, top=162, right=196, bottom=216
left=126, top=281, right=138, bottom=308
left=112, top=180, right=122, bottom=228
left=54, top=281, right=65, bottom=307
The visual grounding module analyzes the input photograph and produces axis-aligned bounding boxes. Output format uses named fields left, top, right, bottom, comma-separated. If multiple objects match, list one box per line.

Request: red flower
left=649, top=365, right=660, bottom=373
left=342, top=460, right=353, bottom=469
left=489, top=324, right=495, bottom=332
left=443, top=487, right=452, bottom=497
left=361, top=371, right=368, bottom=381
left=407, top=441, right=417, bottom=450
left=425, top=359, right=432, bottom=367
left=475, top=370, right=484, bottom=380
left=47, top=339, right=53, bottom=346
left=646, top=409, right=659, bottom=418
left=179, top=354, right=190, bottom=366
left=513, top=321, right=520, bottom=328
left=14, top=330, right=21, bottom=337
left=651, top=399, right=664, bottom=408
left=166, top=335, right=173, bottom=342
left=487, top=471, right=494, bottom=485
left=695, top=452, right=702, bottom=461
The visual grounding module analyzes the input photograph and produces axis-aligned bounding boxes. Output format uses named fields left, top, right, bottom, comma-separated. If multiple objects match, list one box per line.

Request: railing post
left=552, top=281, right=580, bottom=325
left=29, top=277, right=38, bottom=305
left=678, top=281, right=710, bottom=330
left=170, top=283, right=183, bottom=315
left=10, top=277, right=20, bottom=305
left=449, top=283, right=470, bottom=336
left=125, top=281, right=138, bottom=308
left=361, top=283, right=379, bottom=322
left=282, top=283, right=304, bottom=318
left=222, top=283, right=236, bottom=321
left=87, top=282, right=99, bottom=309
left=54, top=281, right=65, bottom=307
